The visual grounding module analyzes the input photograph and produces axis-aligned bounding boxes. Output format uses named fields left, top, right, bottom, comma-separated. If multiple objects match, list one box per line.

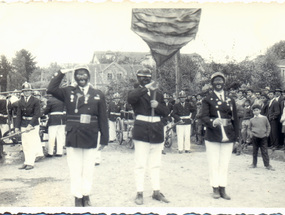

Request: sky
left=1, top=1, right=285, bottom=67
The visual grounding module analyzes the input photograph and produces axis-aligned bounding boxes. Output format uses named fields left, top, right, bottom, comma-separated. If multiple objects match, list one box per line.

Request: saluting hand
left=145, top=81, right=159, bottom=91
left=60, top=68, right=74, bottom=74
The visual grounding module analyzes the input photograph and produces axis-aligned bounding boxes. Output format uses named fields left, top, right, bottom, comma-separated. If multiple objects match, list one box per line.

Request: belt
left=50, top=112, right=64, bottom=115
left=22, top=116, right=33, bottom=120
left=180, top=116, right=191, bottom=119
left=110, top=112, right=121, bottom=116
left=221, top=118, right=232, bottom=126
left=66, top=114, right=98, bottom=124
left=136, top=115, right=160, bottom=123
left=0, top=114, right=8, bottom=117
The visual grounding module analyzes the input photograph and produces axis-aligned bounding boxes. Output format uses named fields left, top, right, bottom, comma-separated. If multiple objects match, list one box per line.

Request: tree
left=12, top=49, right=37, bottom=82
left=0, top=55, right=12, bottom=92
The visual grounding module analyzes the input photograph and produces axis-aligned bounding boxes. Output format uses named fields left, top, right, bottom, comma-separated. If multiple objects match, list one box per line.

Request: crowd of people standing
left=0, top=66, right=283, bottom=207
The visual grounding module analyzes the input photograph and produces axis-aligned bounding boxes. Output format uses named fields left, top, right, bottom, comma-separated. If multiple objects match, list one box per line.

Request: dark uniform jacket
left=47, top=71, right=109, bottom=148
left=171, top=102, right=196, bottom=125
left=108, top=101, right=123, bottom=121
left=15, top=96, right=41, bottom=128
left=43, top=97, right=66, bottom=126
left=201, top=92, right=239, bottom=143
left=267, top=99, right=280, bottom=122
left=127, top=86, right=169, bottom=143
left=0, top=99, right=11, bottom=124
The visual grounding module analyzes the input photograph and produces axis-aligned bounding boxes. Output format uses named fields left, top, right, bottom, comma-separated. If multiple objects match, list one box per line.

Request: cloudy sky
left=0, top=1, right=285, bottom=67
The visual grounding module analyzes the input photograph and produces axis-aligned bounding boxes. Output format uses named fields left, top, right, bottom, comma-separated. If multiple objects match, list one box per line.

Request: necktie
left=81, top=88, right=85, bottom=95
left=220, top=94, right=223, bottom=102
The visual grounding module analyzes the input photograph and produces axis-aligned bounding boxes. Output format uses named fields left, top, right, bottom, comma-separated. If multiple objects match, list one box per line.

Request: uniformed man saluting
left=128, top=68, right=170, bottom=205
left=200, top=72, right=239, bottom=200
left=47, top=65, right=109, bottom=207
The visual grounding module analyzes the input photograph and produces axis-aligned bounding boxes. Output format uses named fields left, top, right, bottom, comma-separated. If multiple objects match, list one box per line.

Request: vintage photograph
left=0, top=1, right=284, bottom=214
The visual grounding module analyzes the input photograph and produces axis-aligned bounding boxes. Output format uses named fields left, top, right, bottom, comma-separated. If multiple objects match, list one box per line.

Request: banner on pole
left=131, top=8, right=201, bottom=67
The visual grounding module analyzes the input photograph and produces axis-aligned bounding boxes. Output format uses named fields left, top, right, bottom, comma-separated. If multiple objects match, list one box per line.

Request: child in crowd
left=248, top=104, right=275, bottom=171
left=241, top=99, right=253, bottom=149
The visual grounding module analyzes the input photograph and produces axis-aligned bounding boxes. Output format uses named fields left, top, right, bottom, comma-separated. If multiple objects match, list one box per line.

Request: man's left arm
left=98, top=91, right=109, bottom=146
left=30, top=99, right=41, bottom=127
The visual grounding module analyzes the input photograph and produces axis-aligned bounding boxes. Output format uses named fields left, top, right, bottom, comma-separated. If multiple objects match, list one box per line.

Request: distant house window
left=117, top=73, right=122, bottom=79
left=282, top=68, right=285, bottom=81
left=107, top=73, right=112, bottom=80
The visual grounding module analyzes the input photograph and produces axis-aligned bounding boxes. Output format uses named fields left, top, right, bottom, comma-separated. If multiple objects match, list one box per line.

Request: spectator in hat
left=275, top=88, right=284, bottom=149
left=266, top=90, right=280, bottom=150
left=246, top=88, right=256, bottom=106
left=127, top=68, right=170, bottom=205
left=108, top=92, right=123, bottom=142
left=171, top=90, right=196, bottom=153
left=200, top=72, right=239, bottom=200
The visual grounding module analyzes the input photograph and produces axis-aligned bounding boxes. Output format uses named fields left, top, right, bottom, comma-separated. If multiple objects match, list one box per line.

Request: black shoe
left=265, top=165, right=275, bottom=171
left=178, top=151, right=183, bottom=154
left=152, top=191, right=170, bottom=203
left=25, top=165, right=34, bottom=170
left=18, top=164, right=27, bottom=170
left=249, top=164, right=256, bottom=168
left=219, top=187, right=231, bottom=200
left=134, top=192, right=143, bottom=205
left=83, top=195, right=91, bottom=207
left=35, top=156, right=45, bottom=162
left=95, top=163, right=100, bottom=166
left=45, top=154, right=53, bottom=158
left=55, top=154, right=62, bottom=157
left=185, top=150, right=191, bottom=153
left=212, top=187, right=220, bottom=199
left=75, top=197, right=83, bottom=207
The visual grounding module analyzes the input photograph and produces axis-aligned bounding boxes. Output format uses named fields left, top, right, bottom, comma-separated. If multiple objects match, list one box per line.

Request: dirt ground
left=0, top=138, right=285, bottom=214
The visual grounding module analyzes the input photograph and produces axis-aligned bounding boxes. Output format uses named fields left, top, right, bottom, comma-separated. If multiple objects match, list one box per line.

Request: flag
left=131, top=8, right=201, bottom=67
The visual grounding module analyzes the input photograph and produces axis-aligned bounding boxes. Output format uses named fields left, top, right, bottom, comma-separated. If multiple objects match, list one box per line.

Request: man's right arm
left=47, top=70, right=70, bottom=102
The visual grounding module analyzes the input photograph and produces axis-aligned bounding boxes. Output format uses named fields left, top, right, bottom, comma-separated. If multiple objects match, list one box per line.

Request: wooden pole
left=175, top=51, right=181, bottom=103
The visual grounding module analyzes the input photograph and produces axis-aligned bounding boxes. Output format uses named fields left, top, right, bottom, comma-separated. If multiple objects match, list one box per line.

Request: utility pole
left=175, top=51, right=181, bottom=102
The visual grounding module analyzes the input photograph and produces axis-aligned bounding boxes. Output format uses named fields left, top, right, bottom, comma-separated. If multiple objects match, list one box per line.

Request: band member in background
left=47, top=65, right=109, bottom=207
left=201, top=72, right=239, bottom=200
left=108, top=92, right=123, bottom=142
left=171, top=90, right=196, bottom=153
left=15, top=82, right=43, bottom=170
left=43, top=94, right=66, bottom=157
left=128, top=68, right=170, bottom=205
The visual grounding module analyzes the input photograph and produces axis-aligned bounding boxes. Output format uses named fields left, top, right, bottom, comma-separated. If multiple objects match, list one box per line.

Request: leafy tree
left=0, top=55, right=12, bottom=92
left=12, top=49, right=37, bottom=82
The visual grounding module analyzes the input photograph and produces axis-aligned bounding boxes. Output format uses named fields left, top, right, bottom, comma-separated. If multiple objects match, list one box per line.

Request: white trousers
left=0, top=124, right=9, bottom=136
left=95, top=132, right=101, bottom=164
left=176, top=124, right=191, bottom=151
left=109, top=120, right=116, bottom=141
left=47, top=125, right=66, bottom=155
left=21, top=125, right=43, bottom=166
left=66, top=147, right=97, bottom=198
left=205, top=141, right=233, bottom=187
left=134, top=140, right=164, bottom=192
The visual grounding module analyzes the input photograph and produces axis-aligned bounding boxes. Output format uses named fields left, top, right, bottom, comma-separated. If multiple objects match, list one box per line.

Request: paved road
left=0, top=141, right=285, bottom=214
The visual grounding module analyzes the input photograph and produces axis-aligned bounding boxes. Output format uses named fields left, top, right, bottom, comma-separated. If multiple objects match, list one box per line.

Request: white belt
left=23, top=116, right=33, bottom=120
left=0, top=114, right=8, bottom=117
left=110, top=112, right=121, bottom=116
left=50, top=112, right=64, bottom=115
left=136, top=115, right=160, bottom=123
left=180, top=116, right=191, bottom=119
